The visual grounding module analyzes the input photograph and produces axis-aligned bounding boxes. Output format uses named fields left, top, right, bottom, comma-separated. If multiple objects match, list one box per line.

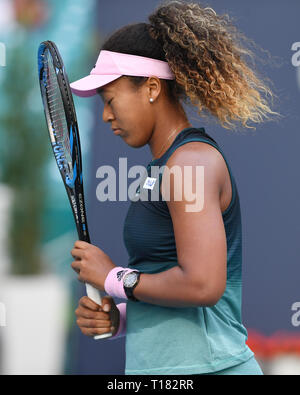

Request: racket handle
left=85, top=283, right=113, bottom=340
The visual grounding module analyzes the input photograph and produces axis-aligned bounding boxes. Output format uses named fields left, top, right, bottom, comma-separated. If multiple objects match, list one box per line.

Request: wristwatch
left=123, top=271, right=141, bottom=302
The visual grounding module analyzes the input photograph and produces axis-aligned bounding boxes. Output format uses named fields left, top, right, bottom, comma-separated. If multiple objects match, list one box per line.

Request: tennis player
left=70, top=1, right=278, bottom=375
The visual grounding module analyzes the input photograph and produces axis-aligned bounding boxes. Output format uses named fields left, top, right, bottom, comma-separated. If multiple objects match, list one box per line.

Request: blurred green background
left=0, top=0, right=97, bottom=275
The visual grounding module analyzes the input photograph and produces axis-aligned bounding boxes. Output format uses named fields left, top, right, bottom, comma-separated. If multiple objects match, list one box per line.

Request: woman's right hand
left=75, top=295, right=120, bottom=337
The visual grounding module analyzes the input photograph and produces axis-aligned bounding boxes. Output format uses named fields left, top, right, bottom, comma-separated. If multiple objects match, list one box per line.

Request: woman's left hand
left=71, top=241, right=116, bottom=291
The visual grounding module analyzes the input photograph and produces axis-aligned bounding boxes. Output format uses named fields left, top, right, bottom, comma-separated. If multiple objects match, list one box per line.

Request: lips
left=113, top=129, right=122, bottom=136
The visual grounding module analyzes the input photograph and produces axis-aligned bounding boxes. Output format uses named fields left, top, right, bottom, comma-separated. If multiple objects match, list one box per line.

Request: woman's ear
left=146, top=76, right=162, bottom=102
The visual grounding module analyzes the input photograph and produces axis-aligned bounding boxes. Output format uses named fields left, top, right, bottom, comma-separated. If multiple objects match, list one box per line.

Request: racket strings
left=43, top=50, right=73, bottom=178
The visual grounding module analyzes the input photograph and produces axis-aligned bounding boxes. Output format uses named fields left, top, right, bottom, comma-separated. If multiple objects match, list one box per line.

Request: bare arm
left=133, top=142, right=227, bottom=307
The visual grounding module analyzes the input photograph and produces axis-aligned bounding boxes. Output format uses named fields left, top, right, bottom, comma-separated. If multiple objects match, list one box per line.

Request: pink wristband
left=109, top=302, right=127, bottom=339
left=104, top=266, right=138, bottom=299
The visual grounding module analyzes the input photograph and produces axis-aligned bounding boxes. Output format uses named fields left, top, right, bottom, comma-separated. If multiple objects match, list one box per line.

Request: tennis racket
left=38, top=40, right=112, bottom=340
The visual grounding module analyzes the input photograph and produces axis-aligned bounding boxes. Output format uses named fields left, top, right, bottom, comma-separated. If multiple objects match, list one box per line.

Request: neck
left=149, top=104, right=192, bottom=160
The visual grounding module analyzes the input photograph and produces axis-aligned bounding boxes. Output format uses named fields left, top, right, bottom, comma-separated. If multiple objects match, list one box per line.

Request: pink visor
left=70, top=50, right=175, bottom=97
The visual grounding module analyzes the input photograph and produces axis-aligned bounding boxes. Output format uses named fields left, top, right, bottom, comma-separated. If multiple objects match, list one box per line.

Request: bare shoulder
left=164, top=141, right=228, bottom=193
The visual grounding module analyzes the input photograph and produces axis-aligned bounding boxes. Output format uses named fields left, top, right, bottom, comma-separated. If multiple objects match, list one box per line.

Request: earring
left=149, top=98, right=154, bottom=103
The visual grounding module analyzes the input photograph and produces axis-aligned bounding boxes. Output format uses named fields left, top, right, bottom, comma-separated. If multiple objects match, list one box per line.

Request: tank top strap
left=161, top=127, right=219, bottom=166
left=148, top=127, right=218, bottom=168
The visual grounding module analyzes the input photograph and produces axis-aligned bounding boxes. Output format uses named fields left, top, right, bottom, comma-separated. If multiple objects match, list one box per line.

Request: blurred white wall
left=0, top=184, right=13, bottom=277
left=0, top=275, right=70, bottom=375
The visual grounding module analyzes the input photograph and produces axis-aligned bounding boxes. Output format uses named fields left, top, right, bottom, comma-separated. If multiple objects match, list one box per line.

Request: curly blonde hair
left=102, top=0, right=281, bottom=130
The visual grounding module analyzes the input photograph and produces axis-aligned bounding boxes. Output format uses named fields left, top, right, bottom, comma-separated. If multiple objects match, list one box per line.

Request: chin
left=123, top=136, right=147, bottom=149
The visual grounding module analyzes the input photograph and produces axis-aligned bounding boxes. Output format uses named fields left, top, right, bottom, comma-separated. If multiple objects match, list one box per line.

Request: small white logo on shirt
left=143, top=177, right=157, bottom=190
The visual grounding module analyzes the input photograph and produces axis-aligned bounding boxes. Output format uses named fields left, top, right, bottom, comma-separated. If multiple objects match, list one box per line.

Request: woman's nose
left=102, top=104, right=115, bottom=123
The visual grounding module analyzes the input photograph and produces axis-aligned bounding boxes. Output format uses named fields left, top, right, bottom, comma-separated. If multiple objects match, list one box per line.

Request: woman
left=70, top=1, right=278, bottom=375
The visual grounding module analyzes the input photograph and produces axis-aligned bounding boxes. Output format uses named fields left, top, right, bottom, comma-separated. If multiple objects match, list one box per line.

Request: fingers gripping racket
left=38, top=41, right=112, bottom=340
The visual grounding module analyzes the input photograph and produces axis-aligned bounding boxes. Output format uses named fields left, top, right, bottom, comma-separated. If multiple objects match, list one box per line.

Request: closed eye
left=97, top=92, right=112, bottom=106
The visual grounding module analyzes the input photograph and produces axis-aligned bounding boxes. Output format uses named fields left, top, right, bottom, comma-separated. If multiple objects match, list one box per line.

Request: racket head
left=38, top=40, right=90, bottom=243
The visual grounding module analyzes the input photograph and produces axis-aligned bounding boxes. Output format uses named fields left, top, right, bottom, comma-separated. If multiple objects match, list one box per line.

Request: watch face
left=124, top=272, right=137, bottom=287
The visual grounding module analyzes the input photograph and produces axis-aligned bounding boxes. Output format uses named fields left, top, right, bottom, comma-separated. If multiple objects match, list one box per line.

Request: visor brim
left=70, top=74, right=122, bottom=97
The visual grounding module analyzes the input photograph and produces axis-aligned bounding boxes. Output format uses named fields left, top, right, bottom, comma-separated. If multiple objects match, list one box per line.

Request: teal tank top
left=123, top=127, right=253, bottom=375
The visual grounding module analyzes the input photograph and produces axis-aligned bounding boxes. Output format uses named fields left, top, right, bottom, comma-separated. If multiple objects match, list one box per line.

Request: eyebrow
left=97, top=87, right=111, bottom=95
left=97, top=89, right=106, bottom=103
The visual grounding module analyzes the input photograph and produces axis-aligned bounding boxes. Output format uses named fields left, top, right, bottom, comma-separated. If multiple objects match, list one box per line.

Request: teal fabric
left=123, top=127, right=254, bottom=375
left=199, top=356, right=263, bottom=375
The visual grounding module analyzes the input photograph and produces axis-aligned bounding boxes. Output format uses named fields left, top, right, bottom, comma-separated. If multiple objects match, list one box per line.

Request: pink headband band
left=70, top=50, right=175, bottom=97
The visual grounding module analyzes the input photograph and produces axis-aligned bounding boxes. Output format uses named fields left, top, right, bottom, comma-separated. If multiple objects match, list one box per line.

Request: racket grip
left=85, top=283, right=113, bottom=340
